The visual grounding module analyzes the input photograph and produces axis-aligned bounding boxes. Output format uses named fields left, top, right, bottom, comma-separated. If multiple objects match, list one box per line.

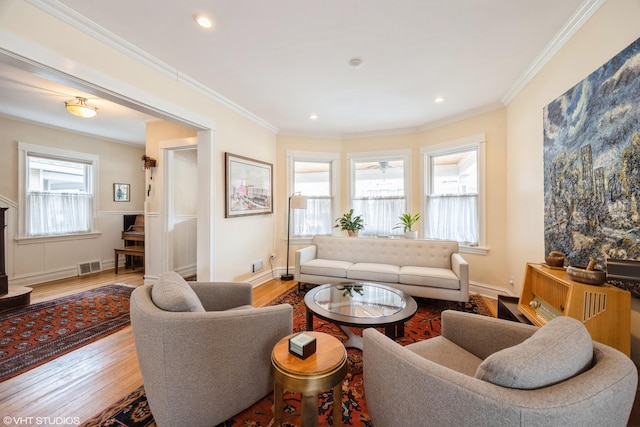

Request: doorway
left=161, top=139, right=198, bottom=277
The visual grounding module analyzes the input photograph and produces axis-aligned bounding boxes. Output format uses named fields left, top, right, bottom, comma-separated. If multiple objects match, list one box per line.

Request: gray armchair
left=130, top=273, right=293, bottom=427
left=363, top=310, right=637, bottom=427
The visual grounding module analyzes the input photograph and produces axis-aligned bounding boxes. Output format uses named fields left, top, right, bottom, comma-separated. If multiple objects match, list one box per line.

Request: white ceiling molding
left=27, top=0, right=279, bottom=134
left=501, top=0, right=607, bottom=105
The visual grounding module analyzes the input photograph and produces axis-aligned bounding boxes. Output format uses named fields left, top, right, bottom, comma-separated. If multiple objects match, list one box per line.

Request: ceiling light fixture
left=348, top=58, right=364, bottom=69
left=195, top=14, right=213, bottom=29
left=309, top=114, right=318, bottom=120
left=64, top=97, right=98, bottom=118
left=434, top=96, right=445, bottom=103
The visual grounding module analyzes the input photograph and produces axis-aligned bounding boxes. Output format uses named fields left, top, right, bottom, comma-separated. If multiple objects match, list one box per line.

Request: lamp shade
left=290, top=194, right=308, bottom=210
left=64, top=97, right=98, bottom=118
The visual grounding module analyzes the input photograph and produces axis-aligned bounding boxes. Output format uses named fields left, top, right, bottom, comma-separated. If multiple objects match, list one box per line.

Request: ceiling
left=0, top=0, right=591, bottom=143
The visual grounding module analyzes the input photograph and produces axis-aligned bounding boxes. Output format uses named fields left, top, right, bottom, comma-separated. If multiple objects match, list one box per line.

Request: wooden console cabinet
left=518, top=263, right=631, bottom=356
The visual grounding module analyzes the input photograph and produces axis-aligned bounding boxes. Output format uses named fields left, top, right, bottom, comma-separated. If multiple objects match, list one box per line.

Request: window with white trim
left=349, top=151, right=410, bottom=236
left=289, top=152, right=338, bottom=237
left=423, top=135, right=486, bottom=249
left=19, top=143, right=97, bottom=238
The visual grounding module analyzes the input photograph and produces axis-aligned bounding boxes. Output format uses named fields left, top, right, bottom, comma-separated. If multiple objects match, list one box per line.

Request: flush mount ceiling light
left=348, top=58, right=364, bottom=69
left=434, top=96, right=445, bottom=103
left=64, top=97, right=98, bottom=118
left=309, top=114, right=318, bottom=120
left=194, top=14, right=213, bottom=29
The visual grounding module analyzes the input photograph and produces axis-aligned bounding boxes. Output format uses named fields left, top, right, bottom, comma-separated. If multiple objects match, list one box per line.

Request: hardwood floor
left=1, top=273, right=638, bottom=425
left=0, top=270, right=297, bottom=424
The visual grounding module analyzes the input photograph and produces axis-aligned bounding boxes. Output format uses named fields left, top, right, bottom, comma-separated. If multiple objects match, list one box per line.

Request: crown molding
left=279, top=102, right=505, bottom=140
left=415, top=103, right=505, bottom=133
left=501, top=0, right=607, bottom=105
left=27, top=0, right=279, bottom=134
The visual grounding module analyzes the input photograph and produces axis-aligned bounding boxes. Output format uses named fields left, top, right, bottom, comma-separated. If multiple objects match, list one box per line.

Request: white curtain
left=426, top=194, right=478, bottom=244
left=27, top=192, right=92, bottom=237
left=353, top=196, right=405, bottom=236
left=293, top=197, right=332, bottom=236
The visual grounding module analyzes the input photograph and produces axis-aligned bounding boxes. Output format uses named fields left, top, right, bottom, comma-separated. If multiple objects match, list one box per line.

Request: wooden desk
left=271, top=332, right=347, bottom=427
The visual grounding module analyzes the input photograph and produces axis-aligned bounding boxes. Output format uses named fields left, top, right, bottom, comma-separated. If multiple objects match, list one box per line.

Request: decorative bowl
left=545, top=255, right=565, bottom=268
left=566, top=265, right=606, bottom=285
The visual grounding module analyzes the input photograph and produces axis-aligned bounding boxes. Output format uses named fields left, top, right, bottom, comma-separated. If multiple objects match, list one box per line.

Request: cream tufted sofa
left=294, top=236, right=469, bottom=302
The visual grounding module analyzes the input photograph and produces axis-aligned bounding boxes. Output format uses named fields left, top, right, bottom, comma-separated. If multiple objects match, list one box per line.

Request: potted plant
left=335, top=209, right=365, bottom=237
left=394, top=213, right=420, bottom=239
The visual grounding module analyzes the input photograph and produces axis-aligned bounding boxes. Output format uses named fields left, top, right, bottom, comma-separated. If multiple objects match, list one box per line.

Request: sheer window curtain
left=27, top=192, right=92, bottom=237
left=425, top=194, right=478, bottom=244
left=293, top=196, right=332, bottom=236
left=353, top=196, right=405, bottom=236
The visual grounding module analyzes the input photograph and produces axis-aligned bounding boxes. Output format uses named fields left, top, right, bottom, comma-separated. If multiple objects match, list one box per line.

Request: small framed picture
left=113, top=183, right=130, bottom=202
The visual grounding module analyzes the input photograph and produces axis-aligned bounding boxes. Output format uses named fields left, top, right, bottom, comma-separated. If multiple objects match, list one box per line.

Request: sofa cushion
left=300, top=258, right=353, bottom=278
left=475, top=316, right=593, bottom=389
left=399, top=266, right=460, bottom=290
left=151, top=271, right=205, bottom=312
left=347, top=263, right=399, bottom=283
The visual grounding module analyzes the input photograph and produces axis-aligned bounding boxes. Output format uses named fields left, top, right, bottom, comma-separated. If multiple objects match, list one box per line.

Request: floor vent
left=78, top=260, right=102, bottom=276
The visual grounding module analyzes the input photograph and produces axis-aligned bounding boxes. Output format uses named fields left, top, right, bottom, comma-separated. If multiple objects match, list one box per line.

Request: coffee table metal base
left=308, top=313, right=407, bottom=350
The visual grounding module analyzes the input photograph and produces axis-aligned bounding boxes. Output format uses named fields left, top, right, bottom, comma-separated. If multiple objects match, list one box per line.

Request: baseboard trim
left=470, top=280, right=516, bottom=300
left=11, top=266, right=79, bottom=287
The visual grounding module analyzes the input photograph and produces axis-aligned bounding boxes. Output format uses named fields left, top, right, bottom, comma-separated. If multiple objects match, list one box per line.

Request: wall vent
left=78, top=260, right=102, bottom=276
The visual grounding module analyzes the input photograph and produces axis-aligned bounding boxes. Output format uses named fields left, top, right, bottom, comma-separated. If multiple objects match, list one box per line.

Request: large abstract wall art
left=543, top=37, right=640, bottom=295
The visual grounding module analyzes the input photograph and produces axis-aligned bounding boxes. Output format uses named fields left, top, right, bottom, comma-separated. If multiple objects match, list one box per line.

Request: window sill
left=16, top=232, right=102, bottom=245
left=460, top=245, right=489, bottom=256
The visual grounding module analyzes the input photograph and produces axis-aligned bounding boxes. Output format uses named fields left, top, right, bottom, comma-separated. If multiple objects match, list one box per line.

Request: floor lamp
left=281, top=193, right=307, bottom=281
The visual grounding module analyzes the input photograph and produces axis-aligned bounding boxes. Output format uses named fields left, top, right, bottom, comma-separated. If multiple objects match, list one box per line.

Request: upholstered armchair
left=363, top=310, right=637, bottom=427
left=130, top=272, right=293, bottom=427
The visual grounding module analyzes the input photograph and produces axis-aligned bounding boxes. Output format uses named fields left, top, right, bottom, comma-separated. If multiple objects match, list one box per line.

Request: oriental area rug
left=0, top=284, right=134, bottom=382
left=80, top=287, right=490, bottom=427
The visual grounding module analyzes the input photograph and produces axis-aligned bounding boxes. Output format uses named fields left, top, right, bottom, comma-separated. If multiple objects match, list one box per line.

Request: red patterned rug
left=80, top=287, right=490, bottom=427
left=0, top=284, right=134, bottom=382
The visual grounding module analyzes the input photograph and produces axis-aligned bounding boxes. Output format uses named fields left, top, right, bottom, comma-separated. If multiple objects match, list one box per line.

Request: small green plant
left=335, top=209, right=365, bottom=234
left=393, top=213, right=421, bottom=233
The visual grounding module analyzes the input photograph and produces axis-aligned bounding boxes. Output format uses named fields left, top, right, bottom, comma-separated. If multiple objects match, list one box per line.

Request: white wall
left=0, top=115, right=144, bottom=285
left=506, top=0, right=640, bottom=362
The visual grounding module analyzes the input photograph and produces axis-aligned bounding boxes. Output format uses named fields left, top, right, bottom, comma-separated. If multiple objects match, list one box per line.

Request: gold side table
left=271, top=332, right=347, bottom=427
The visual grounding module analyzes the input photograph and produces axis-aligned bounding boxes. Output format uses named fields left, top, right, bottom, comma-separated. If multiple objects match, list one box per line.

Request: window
left=423, top=134, right=486, bottom=251
left=19, top=143, right=98, bottom=238
left=289, top=152, right=338, bottom=237
left=349, top=151, right=410, bottom=236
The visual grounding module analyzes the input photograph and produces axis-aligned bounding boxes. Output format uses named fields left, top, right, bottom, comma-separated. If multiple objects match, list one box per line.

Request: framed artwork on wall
left=543, top=36, right=640, bottom=297
left=225, top=152, right=273, bottom=217
left=113, top=183, right=130, bottom=202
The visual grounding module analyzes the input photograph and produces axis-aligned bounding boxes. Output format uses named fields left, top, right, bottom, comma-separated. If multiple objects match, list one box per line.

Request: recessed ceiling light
left=194, top=15, right=213, bottom=29
left=434, top=96, right=445, bottom=103
left=309, top=114, right=318, bottom=120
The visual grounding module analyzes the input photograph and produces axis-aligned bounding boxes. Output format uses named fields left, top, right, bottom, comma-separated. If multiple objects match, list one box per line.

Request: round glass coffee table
left=304, top=282, right=418, bottom=349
